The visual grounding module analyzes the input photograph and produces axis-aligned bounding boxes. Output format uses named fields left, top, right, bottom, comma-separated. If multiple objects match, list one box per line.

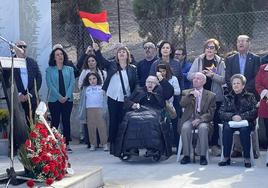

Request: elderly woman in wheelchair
left=112, top=75, right=174, bottom=161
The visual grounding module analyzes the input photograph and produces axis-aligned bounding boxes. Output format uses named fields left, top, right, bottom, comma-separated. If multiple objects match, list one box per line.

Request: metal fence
left=51, top=2, right=268, bottom=62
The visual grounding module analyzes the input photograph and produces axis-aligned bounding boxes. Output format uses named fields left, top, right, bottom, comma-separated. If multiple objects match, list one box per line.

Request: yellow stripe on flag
left=82, top=18, right=110, bottom=34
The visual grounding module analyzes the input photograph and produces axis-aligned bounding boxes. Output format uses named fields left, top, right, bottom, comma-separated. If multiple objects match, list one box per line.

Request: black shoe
left=266, top=163, right=268, bottom=167
left=218, top=159, right=231, bottom=166
left=180, top=156, right=190, bottom=164
left=200, top=156, right=208, bottom=165
left=244, top=162, right=252, bottom=168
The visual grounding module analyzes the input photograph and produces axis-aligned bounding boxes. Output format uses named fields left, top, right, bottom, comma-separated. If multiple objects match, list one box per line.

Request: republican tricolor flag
left=79, top=10, right=112, bottom=42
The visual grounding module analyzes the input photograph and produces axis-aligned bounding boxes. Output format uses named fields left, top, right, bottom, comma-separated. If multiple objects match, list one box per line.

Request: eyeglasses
left=17, top=45, right=27, bottom=49
left=175, top=53, right=183, bottom=56
left=144, top=46, right=154, bottom=50
left=206, top=45, right=215, bottom=50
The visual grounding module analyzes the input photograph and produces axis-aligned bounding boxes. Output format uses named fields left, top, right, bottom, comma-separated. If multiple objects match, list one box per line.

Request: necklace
left=147, top=93, right=151, bottom=101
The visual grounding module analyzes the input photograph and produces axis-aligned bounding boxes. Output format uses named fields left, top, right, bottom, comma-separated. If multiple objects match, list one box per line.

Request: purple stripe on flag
left=86, top=28, right=111, bottom=42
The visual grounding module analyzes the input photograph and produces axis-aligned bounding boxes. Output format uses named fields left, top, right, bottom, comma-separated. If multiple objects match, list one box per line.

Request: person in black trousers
left=93, top=43, right=137, bottom=154
left=218, top=74, right=257, bottom=168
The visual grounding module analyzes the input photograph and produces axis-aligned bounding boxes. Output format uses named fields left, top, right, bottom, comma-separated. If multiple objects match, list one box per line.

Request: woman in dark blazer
left=46, top=48, right=75, bottom=152
left=93, top=43, right=137, bottom=153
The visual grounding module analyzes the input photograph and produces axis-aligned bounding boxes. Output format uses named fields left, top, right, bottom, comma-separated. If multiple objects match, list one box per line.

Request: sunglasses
left=175, top=53, right=183, bottom=56
left=206, top=45, right=215, bottom=50
left=17, top=45, right=27, bottom=49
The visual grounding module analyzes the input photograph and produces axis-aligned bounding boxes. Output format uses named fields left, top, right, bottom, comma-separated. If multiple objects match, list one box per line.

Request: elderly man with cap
left=14, top=40, right=42, bottom=124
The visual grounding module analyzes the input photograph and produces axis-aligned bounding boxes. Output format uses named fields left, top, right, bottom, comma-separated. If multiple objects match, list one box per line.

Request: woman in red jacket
left=255, top=63, right=268, bottom=167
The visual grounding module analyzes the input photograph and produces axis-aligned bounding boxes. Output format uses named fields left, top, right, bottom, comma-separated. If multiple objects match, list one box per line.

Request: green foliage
left=133, top=0, right=199, bottom=48
left=200, top=0, right=257, bottom=50
left=58, top=0, right=102, bottom=25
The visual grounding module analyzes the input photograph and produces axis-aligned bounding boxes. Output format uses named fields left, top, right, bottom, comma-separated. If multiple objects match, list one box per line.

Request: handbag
left=165, top=101, right=177, bottom=119
left=228, top=120, right=249, bottom=128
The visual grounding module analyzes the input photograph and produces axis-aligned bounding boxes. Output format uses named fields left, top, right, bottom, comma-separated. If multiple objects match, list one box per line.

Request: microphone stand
left=0, top=35, right=30, bottom=187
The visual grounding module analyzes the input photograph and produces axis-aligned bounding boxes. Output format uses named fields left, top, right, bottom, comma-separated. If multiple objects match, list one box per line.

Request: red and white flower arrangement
left=18, top=102, right=71, bottom=187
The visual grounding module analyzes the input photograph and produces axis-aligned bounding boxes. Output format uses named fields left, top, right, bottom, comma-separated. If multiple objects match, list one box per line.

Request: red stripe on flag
left=79, top=10, right=107, bottom=23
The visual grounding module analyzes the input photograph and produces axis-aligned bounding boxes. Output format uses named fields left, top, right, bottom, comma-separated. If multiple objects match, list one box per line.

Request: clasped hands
left=131, top=103, right=140, bottom=110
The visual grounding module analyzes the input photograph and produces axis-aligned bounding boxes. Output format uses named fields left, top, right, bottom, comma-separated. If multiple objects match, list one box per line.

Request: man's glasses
left=206, top=45, right=215, bottom=50
left=17, top=45, right=27, bottom=49
left=175, top=53, right=183, bottom=56
left=144, top=46, right=154, bottom=50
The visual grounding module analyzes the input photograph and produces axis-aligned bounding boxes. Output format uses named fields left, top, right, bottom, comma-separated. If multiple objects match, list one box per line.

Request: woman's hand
left=59, top=96, right=67, bottom=103
left=92, top=43, right=100, bottom=51
left=156, top=72, right=163, bottom=81
left=131, top=103, right=140, bottom=110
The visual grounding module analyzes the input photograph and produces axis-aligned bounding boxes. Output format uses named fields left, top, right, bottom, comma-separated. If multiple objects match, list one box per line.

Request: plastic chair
left=218, top=123, right=255, bottom=165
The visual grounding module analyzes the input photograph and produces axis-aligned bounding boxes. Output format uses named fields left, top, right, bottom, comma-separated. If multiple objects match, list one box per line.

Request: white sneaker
left=103, top=144, right=109, bottom=151
left=89, top=145, right=95, bottom=151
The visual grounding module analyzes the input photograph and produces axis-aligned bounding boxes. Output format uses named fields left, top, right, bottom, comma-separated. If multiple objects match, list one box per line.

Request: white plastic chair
left=218, top=123, right=255, bottom=165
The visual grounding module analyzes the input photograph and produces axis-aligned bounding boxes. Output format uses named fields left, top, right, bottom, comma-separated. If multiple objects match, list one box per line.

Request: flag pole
left=89, top=34, right=95, bottom=44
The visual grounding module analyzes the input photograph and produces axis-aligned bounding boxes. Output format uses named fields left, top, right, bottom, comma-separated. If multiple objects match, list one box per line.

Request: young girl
left=81, top=72, right=108, bottom=151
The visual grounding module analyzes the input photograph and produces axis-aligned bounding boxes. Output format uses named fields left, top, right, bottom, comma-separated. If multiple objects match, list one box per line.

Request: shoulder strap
left=118, top=69, right=127, bottom=96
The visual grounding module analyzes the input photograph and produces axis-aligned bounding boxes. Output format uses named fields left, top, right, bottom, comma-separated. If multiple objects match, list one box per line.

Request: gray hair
left=230, top=74, right=247, bottom=85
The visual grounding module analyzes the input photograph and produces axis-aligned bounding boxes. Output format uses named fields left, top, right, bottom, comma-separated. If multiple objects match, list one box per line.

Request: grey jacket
left=187, top=54, right=225, bottom=102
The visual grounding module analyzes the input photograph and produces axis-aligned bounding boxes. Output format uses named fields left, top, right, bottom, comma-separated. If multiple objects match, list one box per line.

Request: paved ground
left=1, top=144, right=268, bottom=188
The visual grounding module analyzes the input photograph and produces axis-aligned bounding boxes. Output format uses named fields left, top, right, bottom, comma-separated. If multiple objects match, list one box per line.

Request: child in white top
left=82, top=72, right=108, bottom=151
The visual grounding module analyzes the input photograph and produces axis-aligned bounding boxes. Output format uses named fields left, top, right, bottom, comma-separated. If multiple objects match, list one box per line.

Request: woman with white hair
left=218, top=74, right=257, bottom=168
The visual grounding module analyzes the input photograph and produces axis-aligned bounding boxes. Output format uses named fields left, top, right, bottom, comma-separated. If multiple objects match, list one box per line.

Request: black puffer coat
left=113, top=106, right=172, bottom=158
left=219, top=90, right=257, bottom=128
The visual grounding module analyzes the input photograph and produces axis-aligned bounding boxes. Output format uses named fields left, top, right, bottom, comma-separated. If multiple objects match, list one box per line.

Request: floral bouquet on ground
left=0, top=108, right=9, bottom=139
left=18, top=102, right=72, bottom=187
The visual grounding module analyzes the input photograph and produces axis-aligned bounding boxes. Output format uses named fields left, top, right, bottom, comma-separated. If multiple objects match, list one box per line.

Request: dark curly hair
left=48, top=48, right=69, bottom=66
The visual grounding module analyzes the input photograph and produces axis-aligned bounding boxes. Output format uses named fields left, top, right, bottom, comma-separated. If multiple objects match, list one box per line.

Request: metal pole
left=117, top=0, right=121, bottom=43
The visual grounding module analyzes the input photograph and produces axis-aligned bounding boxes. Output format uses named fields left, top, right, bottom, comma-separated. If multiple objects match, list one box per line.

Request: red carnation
left=42, top=165, right=50, bottom=174
left=49, top=163, right=56, bottom=172
left=41, top=154, right=51, bottom=161
left=35, top=122, right=45, bottom=129
left=29, top=131, right=38, bottom=139
left=32, top=156, right=41, bottom=164
left=39, top=129, right=48, bottom=138
left=46, top=178, right=54, bottom=185
left=57, top=156, right=62, bottom=162
left=26, top=179, right=35, bottom=188
left=53, top=170, right=59, bottom=177
left=25, top=139, right=31, bottom=148
left=57, top=174, right=63, bottom=180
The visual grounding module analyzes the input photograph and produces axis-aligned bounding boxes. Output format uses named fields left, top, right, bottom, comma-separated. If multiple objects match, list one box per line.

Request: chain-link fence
left=51, top=2, right=268, bottom=62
